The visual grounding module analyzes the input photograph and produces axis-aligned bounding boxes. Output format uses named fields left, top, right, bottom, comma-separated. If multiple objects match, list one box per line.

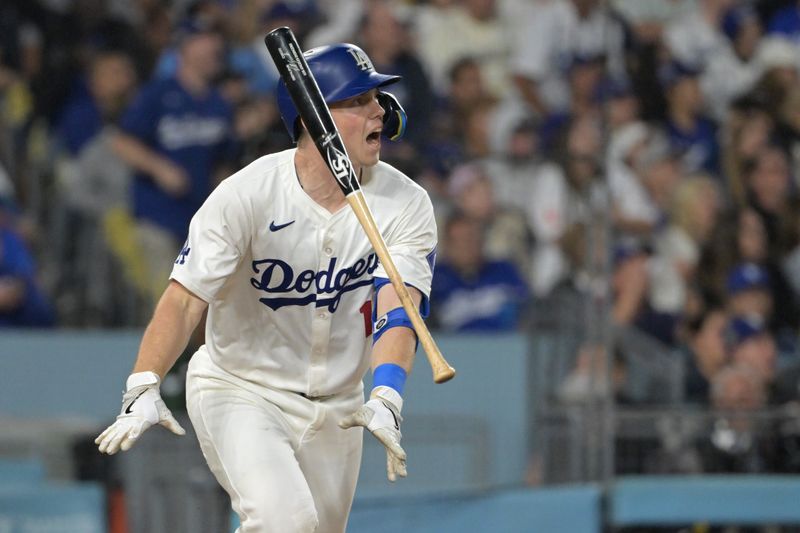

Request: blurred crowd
left=3, top=0, right=800, bottom=435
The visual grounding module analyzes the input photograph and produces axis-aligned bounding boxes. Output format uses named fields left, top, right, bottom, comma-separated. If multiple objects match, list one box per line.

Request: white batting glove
left=339, top=386, right=407, bottom=482
left=95, top=371, right=185, bottom=455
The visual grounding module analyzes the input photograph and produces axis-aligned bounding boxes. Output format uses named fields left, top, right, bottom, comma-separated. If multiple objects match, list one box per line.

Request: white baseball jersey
left=171, top=148, right=437, bottom=397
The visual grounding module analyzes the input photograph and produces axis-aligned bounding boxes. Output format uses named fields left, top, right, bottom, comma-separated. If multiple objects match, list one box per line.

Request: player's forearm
left=132, top=281, right=208, bottom=378
left=371, top=327, right=416, bottom=373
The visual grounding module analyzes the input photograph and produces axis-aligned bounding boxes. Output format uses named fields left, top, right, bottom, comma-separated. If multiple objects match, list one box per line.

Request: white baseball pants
left=186, top=348, right=364, bottom=533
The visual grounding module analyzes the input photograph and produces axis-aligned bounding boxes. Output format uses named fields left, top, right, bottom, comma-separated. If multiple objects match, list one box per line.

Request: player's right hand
left=339, top=386, right=407, bottom=482
left=95, top=371, right=185, bottom=455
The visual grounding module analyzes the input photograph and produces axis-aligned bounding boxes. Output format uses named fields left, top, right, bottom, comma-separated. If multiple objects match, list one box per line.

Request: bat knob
left=433, top=366, right=456, bottom=384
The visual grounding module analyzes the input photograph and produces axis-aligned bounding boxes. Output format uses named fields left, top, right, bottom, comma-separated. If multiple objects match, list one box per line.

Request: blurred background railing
left=3, top=328, right=800, bottom=532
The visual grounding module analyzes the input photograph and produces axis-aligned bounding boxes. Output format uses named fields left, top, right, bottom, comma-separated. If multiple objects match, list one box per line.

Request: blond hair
left=670, top=174, right=720, bottom=241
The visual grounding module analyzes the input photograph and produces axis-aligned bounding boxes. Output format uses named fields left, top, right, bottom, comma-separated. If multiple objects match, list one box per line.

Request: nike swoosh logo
left=269, top=220, right=295, bottom=232
left=382, top=401, right=400, bottom=430
left=124, top=389, right=148, bottom=414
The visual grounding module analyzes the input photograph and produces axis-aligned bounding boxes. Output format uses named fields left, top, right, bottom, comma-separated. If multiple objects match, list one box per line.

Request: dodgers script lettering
left=250, top=253, right=379, bottom=312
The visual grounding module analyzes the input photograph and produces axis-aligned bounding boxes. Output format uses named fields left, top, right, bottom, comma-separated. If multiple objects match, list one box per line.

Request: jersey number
left=359, top=300, right=372, bottom=337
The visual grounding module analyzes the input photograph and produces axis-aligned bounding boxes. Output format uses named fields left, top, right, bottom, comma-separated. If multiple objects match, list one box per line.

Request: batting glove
left=339, top=386, right=406, bottom=482
left=95, top=371, right=185, bottom=455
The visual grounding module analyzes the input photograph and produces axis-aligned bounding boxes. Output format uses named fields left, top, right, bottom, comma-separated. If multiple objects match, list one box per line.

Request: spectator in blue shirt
left=431, top=211, right=530, bottom=332
left=111, top=15, right=235, bottom=307
left=659, top=60, right=720, bottom=176
left=767, top=1, right=800, bottom=42
left=0, top=207, right=55, bottom=328
left=56, top=49, right=137, bottom=156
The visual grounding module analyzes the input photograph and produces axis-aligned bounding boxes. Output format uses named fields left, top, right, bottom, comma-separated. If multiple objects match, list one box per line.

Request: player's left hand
left=339, top=395, right=407, bottom=482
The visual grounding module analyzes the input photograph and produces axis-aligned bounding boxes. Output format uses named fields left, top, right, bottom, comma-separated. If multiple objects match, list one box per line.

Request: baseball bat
left=265, top=27, right=455, bottom=384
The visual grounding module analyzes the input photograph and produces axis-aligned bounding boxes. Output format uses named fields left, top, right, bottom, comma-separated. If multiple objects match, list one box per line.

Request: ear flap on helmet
left=377, top=91, right=407, bottom=141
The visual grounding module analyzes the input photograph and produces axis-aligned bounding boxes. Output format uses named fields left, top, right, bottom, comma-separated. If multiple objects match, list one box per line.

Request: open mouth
left=366, top=131, right=381, bottom=144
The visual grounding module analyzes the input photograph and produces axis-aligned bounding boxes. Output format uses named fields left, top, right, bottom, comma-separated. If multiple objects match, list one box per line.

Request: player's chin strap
left=378, top=91, right=407, bottom=142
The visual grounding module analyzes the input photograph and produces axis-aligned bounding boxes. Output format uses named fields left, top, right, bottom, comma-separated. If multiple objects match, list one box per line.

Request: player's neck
left=294, top=145, right=353, bottom=213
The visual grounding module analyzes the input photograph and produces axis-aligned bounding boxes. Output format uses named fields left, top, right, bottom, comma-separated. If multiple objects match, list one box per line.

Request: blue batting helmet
left=277, top=43, right=401, bottom=142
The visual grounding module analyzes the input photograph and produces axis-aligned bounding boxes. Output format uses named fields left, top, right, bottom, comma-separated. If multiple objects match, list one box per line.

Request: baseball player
left=95, top=42, right=437, bottom=533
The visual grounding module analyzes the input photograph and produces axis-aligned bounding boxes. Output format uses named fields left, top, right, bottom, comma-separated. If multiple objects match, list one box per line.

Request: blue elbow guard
left=373, top=307, right=415, bottom=345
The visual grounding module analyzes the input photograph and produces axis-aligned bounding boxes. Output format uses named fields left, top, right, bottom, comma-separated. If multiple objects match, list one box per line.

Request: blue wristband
left=373, top=363, right=407, bottom=395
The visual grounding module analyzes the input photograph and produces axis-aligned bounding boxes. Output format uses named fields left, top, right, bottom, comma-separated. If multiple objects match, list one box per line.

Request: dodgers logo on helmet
left=347, top=47, right=374, bottom=72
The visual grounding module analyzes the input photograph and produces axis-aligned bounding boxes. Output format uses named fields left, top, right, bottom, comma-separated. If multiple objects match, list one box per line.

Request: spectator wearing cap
left=726, top=262, right=773, bottom=321
left=111, top=15, right=235, bottom=309
left=726, top=315, right=778, bottom=399
left=430, top=211, right=530, bottom=332
left=659, top=60, right=721, bottom=176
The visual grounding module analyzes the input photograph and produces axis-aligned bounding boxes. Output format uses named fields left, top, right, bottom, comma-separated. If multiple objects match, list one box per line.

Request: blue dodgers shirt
left=121, top=77, right=234, bottom=240
left=0, top=228, right=55, bottom=327
left=768, top=6, right=800, bottom=39
left=665, top=116, right=720, bottom=175
left=56, top=79, right=102, bottom=156
left=431, top=260, right=530, bottom=332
